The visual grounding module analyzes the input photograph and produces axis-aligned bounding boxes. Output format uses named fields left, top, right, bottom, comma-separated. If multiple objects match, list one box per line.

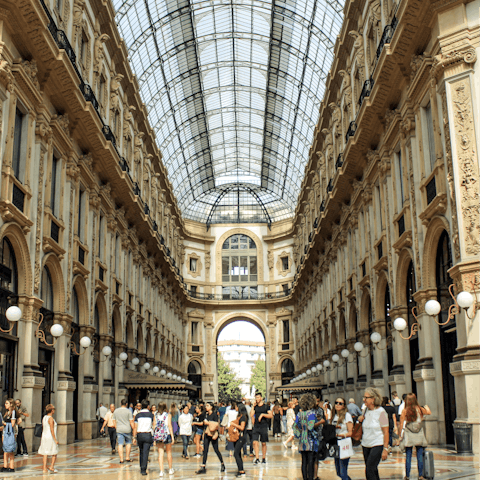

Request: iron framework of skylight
left=114, top=0, right=344, bottom=224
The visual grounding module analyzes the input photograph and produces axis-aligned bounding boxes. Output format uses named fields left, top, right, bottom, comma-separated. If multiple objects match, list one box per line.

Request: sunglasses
left=334, top=401, right=345, bottom=406
left=363, top=396, right=373, bottom=399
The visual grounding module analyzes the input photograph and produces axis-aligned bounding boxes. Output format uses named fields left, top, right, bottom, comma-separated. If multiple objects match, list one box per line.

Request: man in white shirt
left=96, top=403, right=108, bottom=437
left=133, top=400, right=155, bottom=476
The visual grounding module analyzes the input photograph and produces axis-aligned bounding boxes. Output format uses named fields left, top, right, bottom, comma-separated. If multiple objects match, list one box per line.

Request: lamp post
left=35, top=311, right=64, bottom=346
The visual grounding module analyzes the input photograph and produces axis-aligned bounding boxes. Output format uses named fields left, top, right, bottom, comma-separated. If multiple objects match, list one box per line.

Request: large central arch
left=213, top=312, right=269, bottom=401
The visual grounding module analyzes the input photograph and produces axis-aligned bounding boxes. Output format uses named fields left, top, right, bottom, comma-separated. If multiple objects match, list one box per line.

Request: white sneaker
left=169, top=469, right=175, bottom=475
left=159, top=471, right=164, bottom=477
left=283, top=441, right=288, bottom=448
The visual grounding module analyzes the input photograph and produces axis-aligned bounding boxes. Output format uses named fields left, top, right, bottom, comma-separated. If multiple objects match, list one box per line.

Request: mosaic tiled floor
left=4, top=436, right=479, bottom=479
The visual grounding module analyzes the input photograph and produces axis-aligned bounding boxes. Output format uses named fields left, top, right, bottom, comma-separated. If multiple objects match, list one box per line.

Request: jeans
left=334, top=456, right=351, bottom=480
left=300, top=450, right=316, bottom=480
left=98, top=418, right=104, bottom=435
left=181, top=435, right=189, bottom=456
left=234, top=435, right=246, bottom=472
left=137, top=433, right=153, bottom=473
left=405, top=446, right=424, bottom=478
left=16, top=427, right=28, bottom=455
left=362, top=446, right=383, bottom=480
left=388, top=426, right=394, bottom=447
left=243, top=430, right=253, bottom=455
left=282, top=416, right=287, bottom=435
left=202, top=434, right=223, bottom=466
left=108, top=427, right=117, bottom=450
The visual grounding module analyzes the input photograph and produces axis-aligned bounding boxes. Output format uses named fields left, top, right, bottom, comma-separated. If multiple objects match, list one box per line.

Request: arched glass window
left=72, top=287, right=80, bottom=325
left=281, top=358, right=294, bottom=385
left=0, top=238, right=18, bottom=293
left=41, top=266, right=54, bottom=311
left=221, top=234, right=257, bottom=299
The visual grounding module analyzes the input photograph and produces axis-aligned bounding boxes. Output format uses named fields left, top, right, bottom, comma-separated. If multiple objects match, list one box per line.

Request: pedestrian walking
left=96, top=403, right=108, bottom=437
left=382, top=397, right=398, bottom=451
left=101, top=403, right=117, bottom=454
left=273, top=402, right=282, bottom=437
left=251, top=392, right=272, bottom=464
left=196, top=401, right=225, bottom=474
left=226, top=401, right=238, bottom=456
left=15, top=399, right=29, bottom=457
left=293, top=393, right=319, bottom=480
left=281, top=399, right=288, bottom=436
left=313, top=394, right=326, bottom=480
left=332, top=397, right=353, bottom=480
left=399, top=393, right=431, bottom=480
left=232, top=403, right=248, bottom=477
left=243, top=400, right=254, bottom=458
left=113, top=399, right=134, bottom=464
left=347, top=398, right=362, bottom=423
left=283, top=401, right=297, bottom=449
left=133, top=399, right=155, bottom=476
left=154, top=403, right=175, bottom=477
left=170, top=403, right=179, bottom=439
left=2, top=399, right=17, bottom=473
left=179, top=405, right=193, bottom=459
left=358, top=387, right=389, bottom=480
left=38, top=404, right=59, bottom=474
left=192, top=405, right=205, bottom=458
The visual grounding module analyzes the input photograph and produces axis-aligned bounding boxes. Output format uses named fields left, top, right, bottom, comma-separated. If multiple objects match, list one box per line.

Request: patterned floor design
left=3, top=436, right=479, bottom=479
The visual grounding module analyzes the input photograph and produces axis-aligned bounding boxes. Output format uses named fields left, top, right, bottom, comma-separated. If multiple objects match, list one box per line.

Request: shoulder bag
left=2, top=423, right=16, bottom=453
left=34, top=423, right=43, bottom=438
left=226, top=424, right=239, bottom=443
left=351, top=422, right=362, bottom=446
left=338, top=437, right=354, bottom=459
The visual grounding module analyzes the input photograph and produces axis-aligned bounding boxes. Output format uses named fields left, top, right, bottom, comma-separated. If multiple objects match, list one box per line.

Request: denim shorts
left=117, top=433, right=132, bottom=445
left=196, top=429, right=204, bottom=436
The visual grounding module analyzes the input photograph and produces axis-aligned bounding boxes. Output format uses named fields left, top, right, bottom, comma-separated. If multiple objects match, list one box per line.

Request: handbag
left=34, top=423, right=43, bottom=438
left=327, top=442, right=339, bottom=458
left=2, top=423, right=16, bottom=453
left=338, top=437, right=354, bottom=459
left=221, top=415, right=228, bottom=428
left=351, top=422, right=362, bottom=446
left=226, top=424, right=239, bottom=443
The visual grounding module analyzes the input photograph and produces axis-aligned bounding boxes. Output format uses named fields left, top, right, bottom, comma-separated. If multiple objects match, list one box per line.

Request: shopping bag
left=338, top=437, right=354, bottom=459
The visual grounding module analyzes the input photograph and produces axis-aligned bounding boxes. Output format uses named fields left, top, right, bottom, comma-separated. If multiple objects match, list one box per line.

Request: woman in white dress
left=38, top=404, right=59, bottom=473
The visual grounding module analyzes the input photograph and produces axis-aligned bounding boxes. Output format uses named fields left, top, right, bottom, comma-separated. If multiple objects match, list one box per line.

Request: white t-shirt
left=333, top=412, right=353, bottom=438
left=398, top=402, right=405, bottom=417
left=178, top=413, right=193, bottom=436
left=361, top=407, right=389, bottom=448
left=227, top=409, right=238, bottom=427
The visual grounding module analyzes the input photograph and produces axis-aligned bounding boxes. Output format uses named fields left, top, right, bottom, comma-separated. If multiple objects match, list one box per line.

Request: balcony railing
left=426, top=176, right=437, bottom=205
left=359, top=78, right=374, bottom=107
left=187, top=289, right=291, bottom=301
left=335, top=153, right=344, bottom=170
left=345, top=121, right=357, bottom=143
left=376, top=16, right=398, bottom=61
left=12, top=184, right=25, bottom=212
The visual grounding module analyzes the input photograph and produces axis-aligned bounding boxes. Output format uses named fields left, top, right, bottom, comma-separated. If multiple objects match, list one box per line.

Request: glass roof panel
left=114, top=0, right=344, bottom=224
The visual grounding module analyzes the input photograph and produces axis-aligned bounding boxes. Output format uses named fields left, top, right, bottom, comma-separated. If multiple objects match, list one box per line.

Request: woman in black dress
left=273, top=402, right=282, bottom=438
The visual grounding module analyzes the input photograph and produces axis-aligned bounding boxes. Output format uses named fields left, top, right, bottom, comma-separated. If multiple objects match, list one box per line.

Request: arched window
left=281, top=358, right=294, bottom=385
left=41, top=266, right=54, bottom=311
left=0, top=237, right=18, bottom=293
left=221, top=234, right=257, bottom=299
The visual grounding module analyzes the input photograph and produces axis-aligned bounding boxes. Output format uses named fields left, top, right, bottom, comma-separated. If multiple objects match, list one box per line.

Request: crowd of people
left=0, top=389, right=431, bottom=479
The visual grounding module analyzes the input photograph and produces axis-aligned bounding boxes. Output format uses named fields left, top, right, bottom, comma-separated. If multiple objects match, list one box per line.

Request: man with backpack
left=113, top=399, right=134, bottom=464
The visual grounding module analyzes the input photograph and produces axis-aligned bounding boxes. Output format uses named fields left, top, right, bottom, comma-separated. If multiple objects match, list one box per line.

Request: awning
left=277, top=381, right=324, bottom=392
left=122, top=370, right=198, bottom=391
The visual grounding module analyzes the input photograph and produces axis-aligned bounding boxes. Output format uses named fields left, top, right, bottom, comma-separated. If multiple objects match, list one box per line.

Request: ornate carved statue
left=93, top=33, right=110, bottom=73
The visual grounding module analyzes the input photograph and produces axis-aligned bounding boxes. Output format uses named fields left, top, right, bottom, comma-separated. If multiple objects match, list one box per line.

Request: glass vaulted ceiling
left=114, top=0, right=344, bottom=224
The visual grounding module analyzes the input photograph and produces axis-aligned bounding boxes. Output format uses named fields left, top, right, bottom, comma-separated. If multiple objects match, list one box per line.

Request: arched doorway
left=436, top=230, right=456, bottom=445
left=0, top=237, right=18, bottom=399
left=406, top=261, right=419, bottom=396
left=188, top=360, right=202, bottom=400
left=216, top=319, right=266, bottom=402
left=40, top=265, right=55, bottom=415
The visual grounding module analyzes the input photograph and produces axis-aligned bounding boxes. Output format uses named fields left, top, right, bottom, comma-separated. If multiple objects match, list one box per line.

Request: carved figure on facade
left=110, top=73, right=124, bottom=112
left=93, top=33, right=110, bottom=74
left=73, top=0, right=85, bottom=40
left=349, top=30, right=365, bottom=83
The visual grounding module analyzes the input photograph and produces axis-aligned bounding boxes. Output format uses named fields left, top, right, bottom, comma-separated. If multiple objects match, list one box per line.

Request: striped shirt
left=135, top=409, right=154, bottom=434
